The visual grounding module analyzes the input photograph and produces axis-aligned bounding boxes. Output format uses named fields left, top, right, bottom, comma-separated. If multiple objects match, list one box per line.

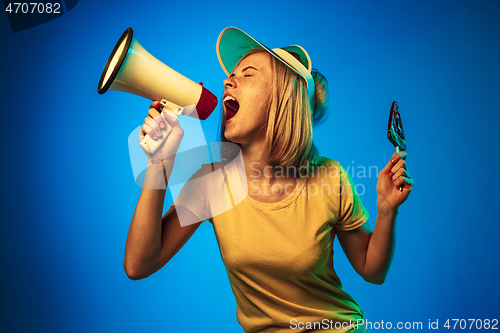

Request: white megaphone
left=98, top=27, right=218, bottom=155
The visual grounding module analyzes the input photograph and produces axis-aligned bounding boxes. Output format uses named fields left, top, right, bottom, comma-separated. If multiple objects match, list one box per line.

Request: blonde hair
left=220, top=49, right=329, bottom=167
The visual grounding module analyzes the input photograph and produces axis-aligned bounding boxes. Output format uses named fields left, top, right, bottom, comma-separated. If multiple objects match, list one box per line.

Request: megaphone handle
left=139, top=100, right=183, bottom=156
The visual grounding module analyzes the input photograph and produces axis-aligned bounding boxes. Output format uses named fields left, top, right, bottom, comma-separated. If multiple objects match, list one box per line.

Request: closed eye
left=243, top=69, right=257, bottom=77
left=229, top=73, right=253, bottom=78
left=229, top=66, right=258, bottom=78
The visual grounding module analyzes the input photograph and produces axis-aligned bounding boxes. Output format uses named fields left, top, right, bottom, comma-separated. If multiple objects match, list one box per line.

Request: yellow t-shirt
left=174, top=156, right=369, bottom=333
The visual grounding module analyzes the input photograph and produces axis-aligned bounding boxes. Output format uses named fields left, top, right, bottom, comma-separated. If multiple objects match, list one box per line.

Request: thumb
left=162, top=110, right=183, bottom=133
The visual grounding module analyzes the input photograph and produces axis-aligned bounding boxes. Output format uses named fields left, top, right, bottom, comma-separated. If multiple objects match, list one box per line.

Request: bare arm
left=337, top=152, right=413, bottom=284
left=123, top=102, right=202, bottom=280
left=124, top=183, right=201, bottom=280
left=336, top=206, right=397, bottom=285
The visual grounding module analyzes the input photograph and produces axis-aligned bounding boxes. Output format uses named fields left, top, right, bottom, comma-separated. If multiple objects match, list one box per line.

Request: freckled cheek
left=245, top=98, right=266, bottom=117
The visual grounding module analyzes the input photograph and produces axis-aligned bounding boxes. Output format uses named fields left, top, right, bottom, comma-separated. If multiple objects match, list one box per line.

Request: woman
left=124, top=27, right=414, bottom=332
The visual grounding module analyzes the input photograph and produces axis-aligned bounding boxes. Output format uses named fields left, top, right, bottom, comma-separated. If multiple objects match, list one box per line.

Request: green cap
left=216, top=27, right=315, bottom=103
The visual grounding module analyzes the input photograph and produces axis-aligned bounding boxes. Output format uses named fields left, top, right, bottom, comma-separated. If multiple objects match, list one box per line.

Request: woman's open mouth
left=224, top=95, right=240, bottom=121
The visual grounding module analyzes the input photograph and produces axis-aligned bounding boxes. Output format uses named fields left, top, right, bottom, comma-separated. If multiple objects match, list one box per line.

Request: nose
left=223, top=76, right=235, bottom=88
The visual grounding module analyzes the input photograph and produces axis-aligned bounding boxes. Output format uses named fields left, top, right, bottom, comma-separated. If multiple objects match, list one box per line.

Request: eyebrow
left=242, top=66, right=259, bottom=72
left=230, top=66, right=259, bottom=77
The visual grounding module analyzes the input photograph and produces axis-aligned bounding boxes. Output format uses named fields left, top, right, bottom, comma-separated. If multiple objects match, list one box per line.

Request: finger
left=392, top=167, right=407, bottom=182
left=141, top=123, right=157, bottom=140
left=142, top=117, right=157, bottom=139
left=380, top=153, right=399, bottom=173
left=380, top=153, right=406, bottom=174
left=139, top=129, right=145, bottom=141
left=391, top=159, right=406, bottom=174
left=148, top=101, right=166, bottom=129
left=395, top=176, right=413, bottom=189
left=150, top=101, right=162, bottom=111
left=145, top=116, right=163, bottom=139
left=148, top=107, right=161, bottom=119
left=148, top=108, right=167, bottom=130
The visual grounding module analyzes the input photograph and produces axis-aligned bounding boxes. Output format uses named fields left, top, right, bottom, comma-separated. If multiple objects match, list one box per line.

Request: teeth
left=223, top=95, right=236, bottom=102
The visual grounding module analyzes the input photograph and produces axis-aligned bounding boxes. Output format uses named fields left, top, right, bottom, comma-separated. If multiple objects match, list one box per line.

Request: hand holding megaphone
left=139, top=101, right=185, bottom=162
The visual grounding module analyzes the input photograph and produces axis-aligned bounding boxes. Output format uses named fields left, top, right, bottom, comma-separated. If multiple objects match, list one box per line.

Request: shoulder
left=317, top=157, right=353, bottom=179
left=190, top=160, right=231, bottom=179
left=304, top=157, right=343, bottom=179
left=178, top=160, right=233, bottom=199
left=316, top=157, right=340, bottom=170
left=302, top=157, right=357, bottom=195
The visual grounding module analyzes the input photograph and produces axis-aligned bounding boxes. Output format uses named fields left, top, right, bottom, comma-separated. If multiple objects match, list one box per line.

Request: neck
left=238, top=142, right=301, bottom=203
left=241, top=141, right=271, bottom=178
left=240, top=143, right=300, bottom=184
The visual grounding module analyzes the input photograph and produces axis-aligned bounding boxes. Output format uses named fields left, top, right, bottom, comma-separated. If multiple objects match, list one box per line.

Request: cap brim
left=216, top=27, right=264, bottom=77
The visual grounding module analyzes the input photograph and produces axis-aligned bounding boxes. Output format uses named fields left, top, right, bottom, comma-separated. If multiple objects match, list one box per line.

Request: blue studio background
left=1, top=0, right=499, bottom=332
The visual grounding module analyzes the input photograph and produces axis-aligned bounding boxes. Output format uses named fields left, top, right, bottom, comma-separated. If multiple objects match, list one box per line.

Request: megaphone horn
left=97, top=28, right=218, bottom=155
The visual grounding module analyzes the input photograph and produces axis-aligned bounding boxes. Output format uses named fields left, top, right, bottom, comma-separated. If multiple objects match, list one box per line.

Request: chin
left=226, top=125, right=251, bottom=144
left=224, top=130, right=241, bottom=144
